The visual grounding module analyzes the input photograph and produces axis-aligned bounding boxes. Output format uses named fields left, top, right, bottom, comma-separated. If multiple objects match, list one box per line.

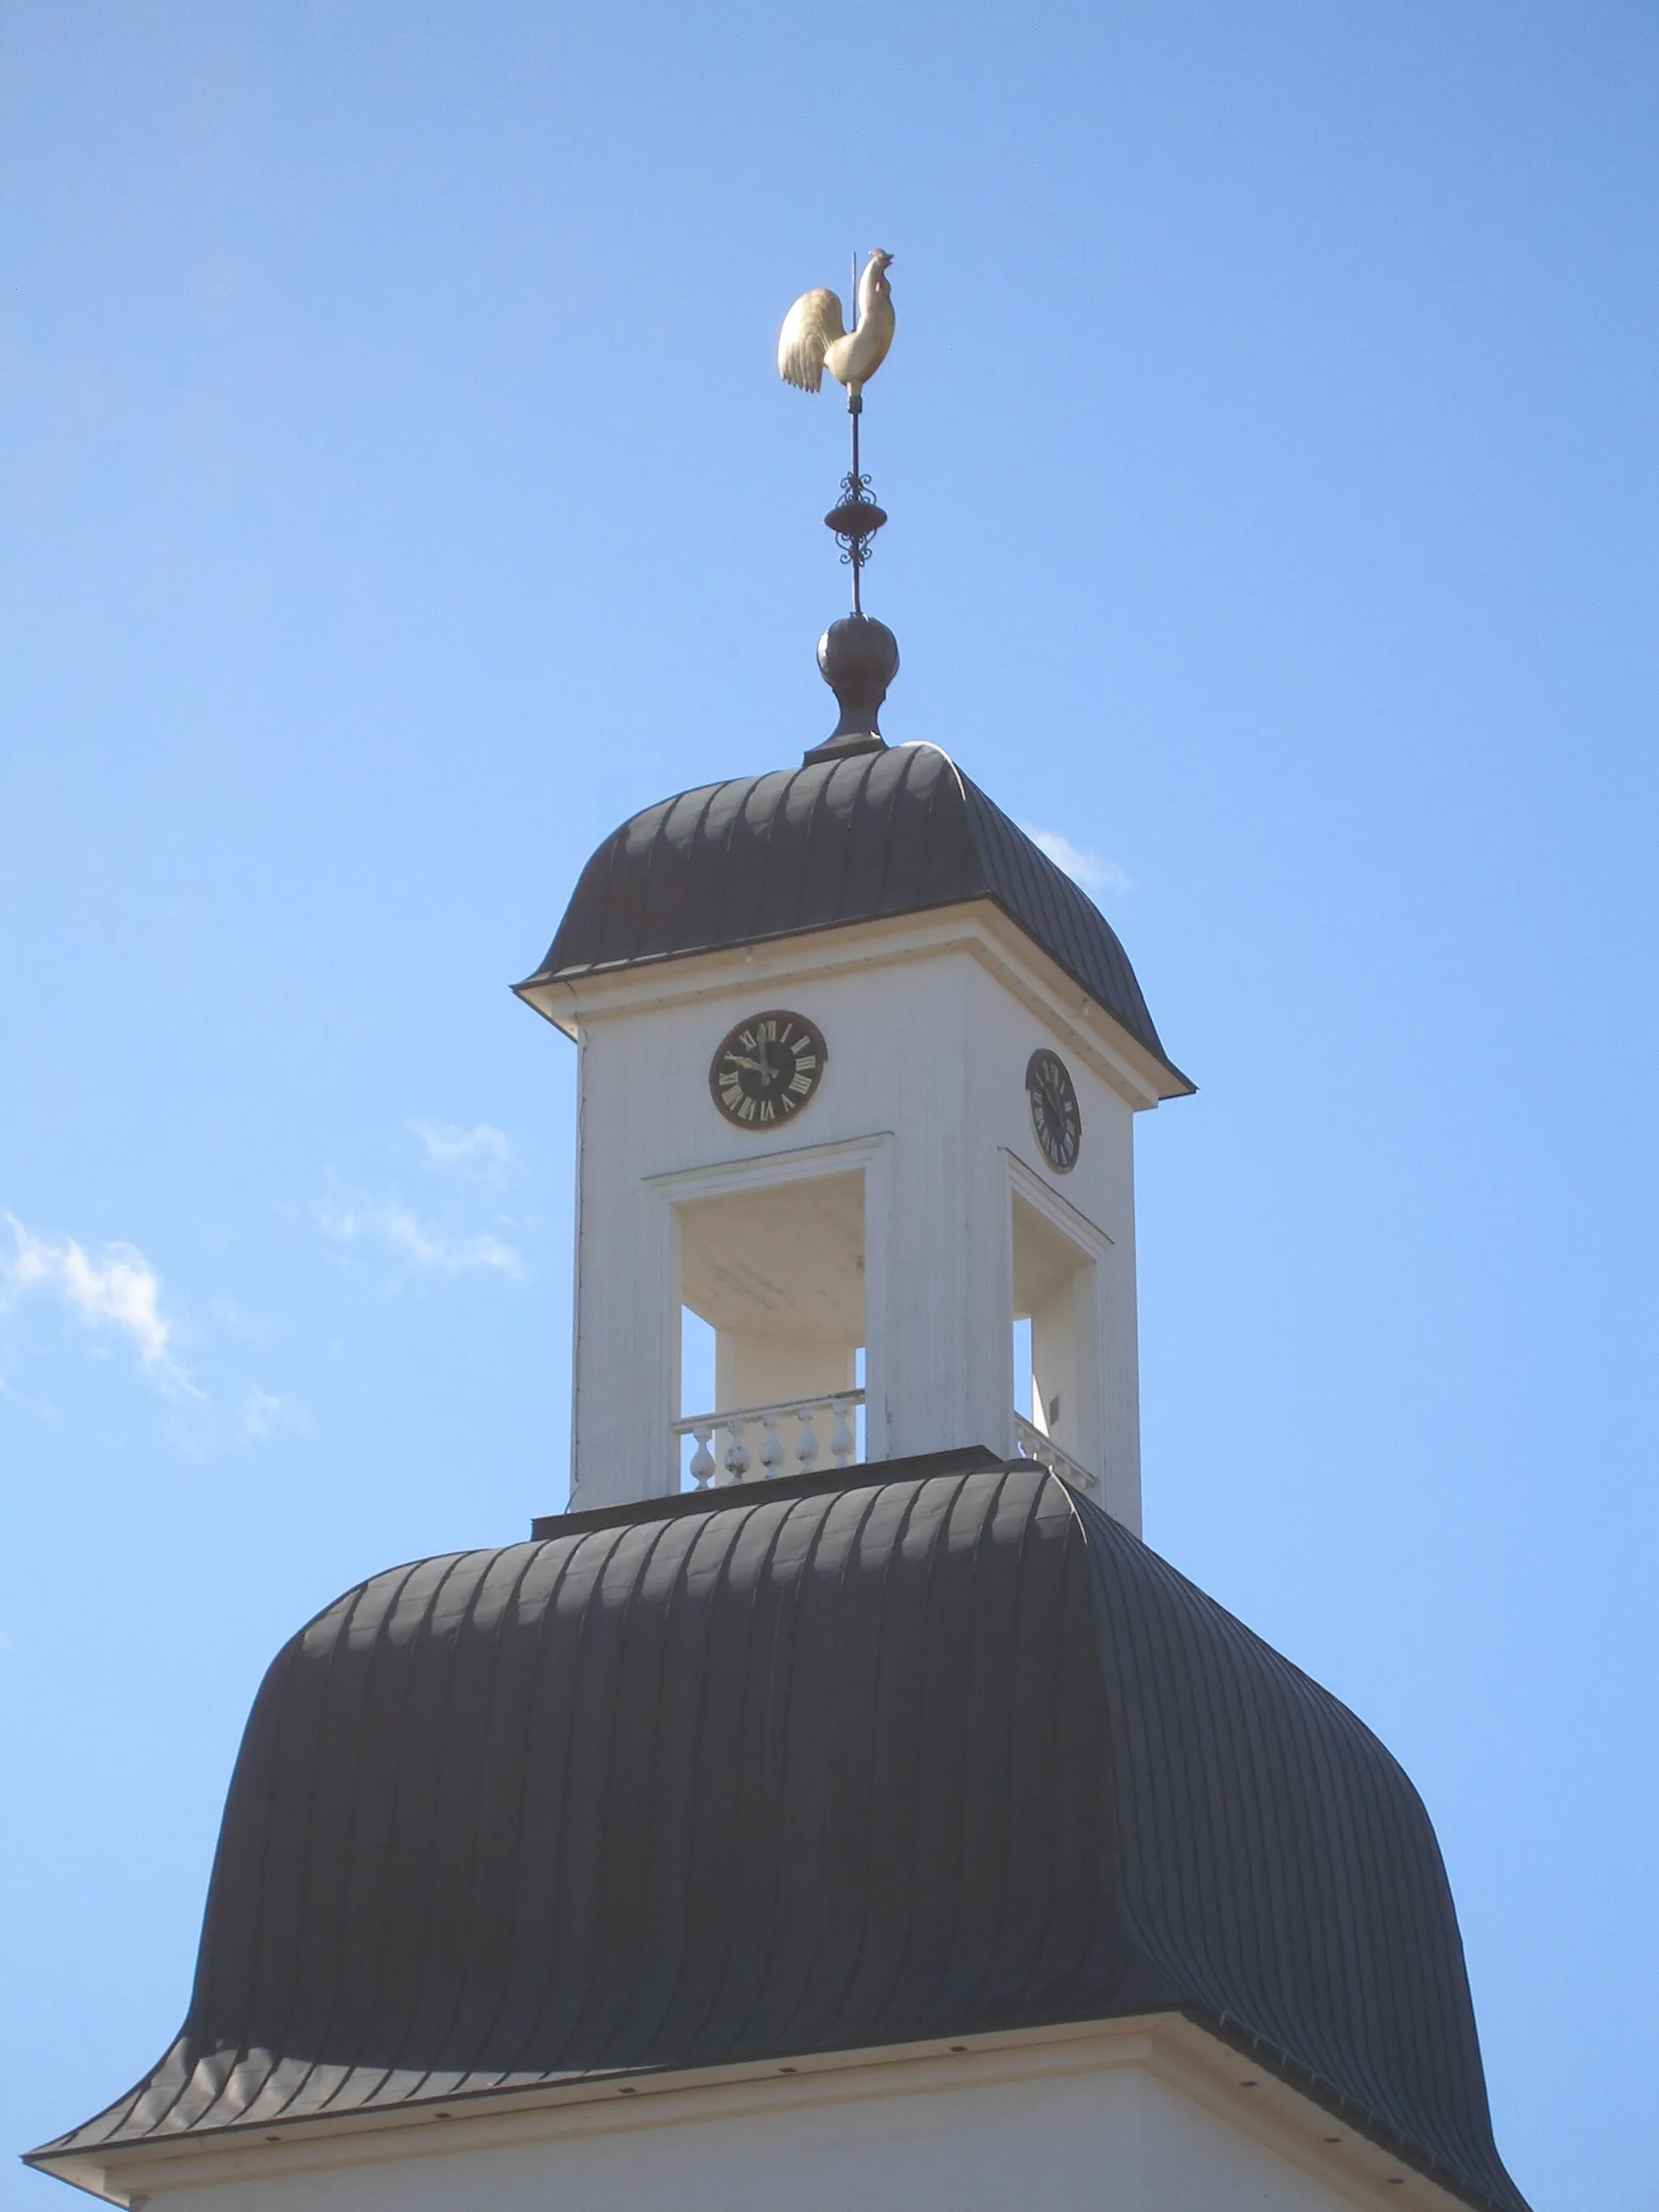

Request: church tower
left=28, top=266, right=1529, bottom=2212
left=514, top=643, right=1190, bottom=1528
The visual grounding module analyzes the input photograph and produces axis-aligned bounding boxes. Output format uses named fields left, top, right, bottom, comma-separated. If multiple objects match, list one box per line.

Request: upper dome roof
left=33, top=1455, right=1522, bottom=2212
left=516, top=743, right=1191, bottom=1096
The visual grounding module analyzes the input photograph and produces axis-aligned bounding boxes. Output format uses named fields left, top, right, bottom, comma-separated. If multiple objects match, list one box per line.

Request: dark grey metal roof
left=515, top=744, right=1191, bottom=1094
left=33, top=1454, right=1520, bottom=2212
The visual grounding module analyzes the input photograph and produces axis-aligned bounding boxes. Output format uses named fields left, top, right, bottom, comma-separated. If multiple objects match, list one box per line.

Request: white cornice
left=66, top=2013, right=1470, bottom=2212
left=514, top=901, right=1191, bottom=1112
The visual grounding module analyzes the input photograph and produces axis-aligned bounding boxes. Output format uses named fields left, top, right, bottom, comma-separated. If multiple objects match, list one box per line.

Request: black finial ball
left=814, top=615, right=900, bottom=752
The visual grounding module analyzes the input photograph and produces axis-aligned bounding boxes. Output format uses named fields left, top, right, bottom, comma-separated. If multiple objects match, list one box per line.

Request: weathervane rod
left=848, top=394, right=864, bottom=616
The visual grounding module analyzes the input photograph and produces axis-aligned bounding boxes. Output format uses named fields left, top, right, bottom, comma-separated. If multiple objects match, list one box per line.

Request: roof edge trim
left=515, top=893, right=1193, bottom=1098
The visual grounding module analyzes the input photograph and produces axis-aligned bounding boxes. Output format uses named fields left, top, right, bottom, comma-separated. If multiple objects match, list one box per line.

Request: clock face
left=710, top=1010, right=827, bottom=1129
left=1026, top=1048, right=1081, bottom=1173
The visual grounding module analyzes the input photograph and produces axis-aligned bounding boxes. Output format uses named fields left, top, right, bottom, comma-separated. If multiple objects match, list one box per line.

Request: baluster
left=723, top=1416, right=751, bottom=1482
left=688, top=1426, right=715, bottom=1490
left=829, top=1398, right=855, bottom=1467
left=794, top=1405, right=821, bottom=1473
left=759, top=1416, right=786, bottom=1478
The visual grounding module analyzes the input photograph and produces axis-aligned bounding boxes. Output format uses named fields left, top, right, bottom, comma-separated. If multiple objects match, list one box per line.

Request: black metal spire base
left=805, top=392, right=898, bottom=765
left=805, top=615, right=900, bottom=763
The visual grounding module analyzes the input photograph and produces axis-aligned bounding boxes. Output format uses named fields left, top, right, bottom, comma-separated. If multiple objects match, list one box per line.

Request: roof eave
left=28, top=2010, right=1520, bottom=2212
left=512, top=897, right=1195, bottom=1103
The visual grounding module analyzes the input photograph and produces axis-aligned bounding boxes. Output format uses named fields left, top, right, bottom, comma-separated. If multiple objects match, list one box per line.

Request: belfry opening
left=675, top=1163, right=865, bottom=1486
left=1010, top=1176, right=1103, bottom=1486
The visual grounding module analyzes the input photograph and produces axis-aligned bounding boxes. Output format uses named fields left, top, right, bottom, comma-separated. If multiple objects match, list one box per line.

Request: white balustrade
left=676, top=1396, right=1093, bottom=1495
left=1012, top=1412, right=1098, bottom=1494
left=676, top=1390, right=866, bottom=1490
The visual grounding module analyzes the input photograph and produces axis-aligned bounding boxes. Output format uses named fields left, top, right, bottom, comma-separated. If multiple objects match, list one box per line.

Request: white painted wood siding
left=556, top=906, right=1155, bottom=1527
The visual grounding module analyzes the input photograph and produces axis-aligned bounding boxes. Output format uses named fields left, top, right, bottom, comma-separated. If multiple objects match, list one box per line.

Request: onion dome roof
left=515, top=743, right=1192, bottom=1097
left=32, top=1455, right=1522, bottom=2212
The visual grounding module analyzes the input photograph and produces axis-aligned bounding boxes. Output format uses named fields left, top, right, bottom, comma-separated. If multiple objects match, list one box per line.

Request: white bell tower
left=516, top=655, right=1191, bottom=1530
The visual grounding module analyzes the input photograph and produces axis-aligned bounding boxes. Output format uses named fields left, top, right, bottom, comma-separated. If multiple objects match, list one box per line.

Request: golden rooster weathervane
left=777, top=248, right=895, bottom=407
left=777, top=249, right=895, bottom=618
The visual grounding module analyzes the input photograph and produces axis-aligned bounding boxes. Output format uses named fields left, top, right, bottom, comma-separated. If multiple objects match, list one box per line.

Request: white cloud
left=207, top=1295, right=275, bottom=1346
left=411, top=1121, right=516, bottom=1174
left=240, top=1385, right=300, bottom=1440
left=319, top=1200, right=525, bottom=1279
left=1, top=1215, right=198, bottom=1396
left=1020, top=825, right=1133, bottom=901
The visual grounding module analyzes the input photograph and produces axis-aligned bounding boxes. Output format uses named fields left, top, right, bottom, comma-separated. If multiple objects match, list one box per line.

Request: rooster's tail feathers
left=777, top=288, right=845, bottom=392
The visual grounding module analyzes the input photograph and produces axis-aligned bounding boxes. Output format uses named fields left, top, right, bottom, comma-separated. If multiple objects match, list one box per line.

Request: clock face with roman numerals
left=710, top=1010, right=827, bottom=1129
left=1026, top=1047, right=1081, bottom=1173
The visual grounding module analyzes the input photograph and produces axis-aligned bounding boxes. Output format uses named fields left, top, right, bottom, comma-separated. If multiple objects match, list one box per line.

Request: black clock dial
left=710, top=1010, right=827, bottom=1129
left=1026, top=1048, right=1081, bottom=1173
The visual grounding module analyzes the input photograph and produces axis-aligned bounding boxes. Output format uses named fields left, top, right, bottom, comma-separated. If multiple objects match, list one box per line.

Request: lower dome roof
left=32, top=1453, right=1523, bottom=2212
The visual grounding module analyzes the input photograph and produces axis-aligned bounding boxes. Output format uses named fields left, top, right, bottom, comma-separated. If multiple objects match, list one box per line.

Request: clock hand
left=725, top=1054, right=765, bottom=1073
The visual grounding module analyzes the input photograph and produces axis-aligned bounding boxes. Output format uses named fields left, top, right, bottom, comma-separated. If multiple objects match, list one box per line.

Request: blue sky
left=2, top=4, right=1655, bottom=2206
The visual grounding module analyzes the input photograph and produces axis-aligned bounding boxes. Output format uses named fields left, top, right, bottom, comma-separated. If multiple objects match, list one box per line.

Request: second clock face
left=1026, top=1048, right=1081, bottom=1173
left=710, top=1010, right=826, bottom=1129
